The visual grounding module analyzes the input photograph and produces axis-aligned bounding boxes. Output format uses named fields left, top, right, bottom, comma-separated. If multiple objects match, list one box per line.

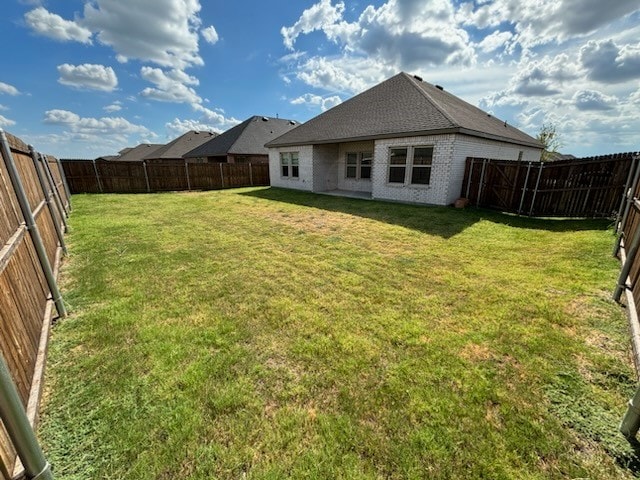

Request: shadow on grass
left=240, top=187, right=613, bottom=239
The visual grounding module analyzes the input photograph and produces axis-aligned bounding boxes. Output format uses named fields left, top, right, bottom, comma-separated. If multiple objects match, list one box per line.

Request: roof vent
left=435, top=85, right=444, bottom=91
left=413, top=75, right=423, bottom=82
left=289, top=120, right=296, bottom=125
left=262, top=117, right=269, bottom=121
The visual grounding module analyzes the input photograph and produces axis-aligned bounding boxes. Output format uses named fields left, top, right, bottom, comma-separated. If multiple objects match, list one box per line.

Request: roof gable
left=115, top=143, right=164, bottom=162
left=267, top=72, right=542, bottom=149
left=184, top=116, right=299, bottom=158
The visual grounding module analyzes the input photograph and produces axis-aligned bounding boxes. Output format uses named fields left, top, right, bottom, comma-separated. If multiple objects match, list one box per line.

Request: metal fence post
left=465, top=158, right=474, bottom=199
left=185, top=160, right=191, bottom=191
left=54, top=156, right=72, bottom=211
left=528, top=163, right=544, bottom=216
left=30, top=148, right=67, bottom=254
left=614, top=206, right=640, bottom=302
left=39, top=153, right=68, bottom=233
left=615, top=156, right=639, bottom=233
left=476, top=159, right=488, bottom=206
left=0, top=353, right=54, bottom=480
left=142, top=161, right=151, bottom=193
left=518, top=162, right=533, bottom=215
left=614, top=157, right=640, bottom=256
left=0, top=130, right=66, bottom=318
left=92, top=159, right=103, bottom=193
left=220, top=162, right=225, bottom=188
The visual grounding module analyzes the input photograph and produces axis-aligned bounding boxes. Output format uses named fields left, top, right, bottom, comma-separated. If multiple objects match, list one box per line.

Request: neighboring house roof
left=547, top=152, right=576, bottom=161
left=267, top=72, right=543, bottom=149
left=96, top=155, right=119, bottom=161
left=115, top=144, right=164, bottom=162
left=119, top=147, right=133, bottom=155
left=144, top=130, right=217, bottom=160
left=183, top=116, right=299, bottom=158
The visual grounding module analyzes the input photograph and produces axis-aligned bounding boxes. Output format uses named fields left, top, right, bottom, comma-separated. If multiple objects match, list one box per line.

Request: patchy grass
left=40, top=187, right=637, bottom=479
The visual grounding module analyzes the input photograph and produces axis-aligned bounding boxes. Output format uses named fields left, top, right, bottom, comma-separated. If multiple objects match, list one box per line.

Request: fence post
left=476, top=159, right=488, bottom=206
left=39, top=153, right=68, bottom=233
left=249, top=163, right=253, bottom=186
left=528, top=163, right=544, bottom=216
left=0, top=130, right=66, bottom=318
left=518, top=162, right=533, bottom=215
left=614, top=204, right=640, bottom=302
left=185, top=160, right=191, bottom=191
left=220, top=162, right=225, bottom=188
left=54, top=156, right=72, bottom=211
left=0, top=354, right=54, bottom=480
left=142, top=161, right=151, bottom=193
left=465, top=158, right=474, bottom=199
left=30, top=148, right=67, bottom=254
left=614, top=156, right=640, bottom=256
left=92, top=159, right=103, bottom=193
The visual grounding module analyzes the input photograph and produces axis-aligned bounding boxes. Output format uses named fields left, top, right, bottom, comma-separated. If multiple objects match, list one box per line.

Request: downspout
left=0, top=354, right=54, bottom=480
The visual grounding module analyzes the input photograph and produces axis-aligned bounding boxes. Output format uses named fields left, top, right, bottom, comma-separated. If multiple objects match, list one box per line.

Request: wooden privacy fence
left=61, top=159, right=270, bottom=194
left=462, top=153, right=637, bottom=217
left=0, top=131, right=69, bottom=479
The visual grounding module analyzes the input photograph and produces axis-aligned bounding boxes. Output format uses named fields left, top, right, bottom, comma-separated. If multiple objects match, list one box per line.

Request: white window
left=387, top=146, right=433, bottom=185
left=345, top=151, right=372, bottom=180
left=280, top=152, right=299, bottom=178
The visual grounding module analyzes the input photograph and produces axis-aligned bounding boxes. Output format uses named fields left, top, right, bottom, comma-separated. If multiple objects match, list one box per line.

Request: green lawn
left=41, top=187, right=637, bottom=479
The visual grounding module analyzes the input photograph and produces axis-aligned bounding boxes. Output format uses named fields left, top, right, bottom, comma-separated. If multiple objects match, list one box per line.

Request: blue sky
left=1, top=0, right=639, bottom=158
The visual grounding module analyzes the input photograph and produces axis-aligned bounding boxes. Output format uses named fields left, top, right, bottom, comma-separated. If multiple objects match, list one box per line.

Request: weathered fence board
left=462, top=153, right=637, bottom=218
left=0, top=131, right=69, bottom=479
left=61, top=159, right=270, bottom=194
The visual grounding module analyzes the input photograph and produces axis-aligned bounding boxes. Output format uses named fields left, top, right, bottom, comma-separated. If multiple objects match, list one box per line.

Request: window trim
left=386, top=145, right=434, bottom=187
left=280, top=151, right=299, bottom=179
left=344, top=151, right=373, bottom=181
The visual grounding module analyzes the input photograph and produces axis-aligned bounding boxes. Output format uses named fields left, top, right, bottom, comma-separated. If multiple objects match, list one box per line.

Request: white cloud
left=0, top=82, right=20, bottom=96
left=0, top=115, right=16, bottom=127
left=0, top=105, right=8, bottom=112
left=580, top=39, right=640, bottom=84
left=24, top=7, right=92, bottom=44
left=82, top=0, right=203, bottom=69
left=478, top=30, right=513, bottom=53
left=57, top=63, right=118, bottom=92
left=44, top=109, right=151, bottom=136
left=291, top=93, right=342, bottom=111
left=281, top=0, right=346, bottom=50
left=103, top=101, right=122, bottom=113
left=140, top=67, right=201, bottom=104
left=572, top=89, right=618, bottom=110
left=201, top=26, right=219, bottom=44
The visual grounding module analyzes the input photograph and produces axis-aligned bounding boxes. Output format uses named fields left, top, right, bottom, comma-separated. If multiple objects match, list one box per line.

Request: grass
left=40, top=187, right=638, bottom=479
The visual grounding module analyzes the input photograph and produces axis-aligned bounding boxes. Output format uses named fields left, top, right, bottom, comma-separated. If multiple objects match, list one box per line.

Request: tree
left=536, top=122, right=563, bottom=162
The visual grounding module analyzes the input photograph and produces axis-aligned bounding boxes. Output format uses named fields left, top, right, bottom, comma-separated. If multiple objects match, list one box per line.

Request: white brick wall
left=312, top=144, right=340, bottom=191
left=372, top=134, right=456, bottom=205
left=336, top=141, right=374, bottom=192
left=268, top=145, right=313, bottom=191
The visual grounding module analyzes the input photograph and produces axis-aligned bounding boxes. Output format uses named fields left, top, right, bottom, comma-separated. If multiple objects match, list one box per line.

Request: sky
left=0, top=0, right=639, bottom=159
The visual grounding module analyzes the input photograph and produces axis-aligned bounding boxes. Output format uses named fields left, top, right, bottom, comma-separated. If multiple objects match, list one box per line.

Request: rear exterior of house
left=267, top=73, right=543, bottom=205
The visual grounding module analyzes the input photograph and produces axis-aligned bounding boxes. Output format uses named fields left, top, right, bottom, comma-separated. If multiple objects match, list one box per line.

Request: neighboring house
left=144, top=130, right=217, bottom=162
left=114, top=144, right=164, bottom=162
left=266, top=72, right=543, bottom=206
left=183, top=116, right=299, bottom=164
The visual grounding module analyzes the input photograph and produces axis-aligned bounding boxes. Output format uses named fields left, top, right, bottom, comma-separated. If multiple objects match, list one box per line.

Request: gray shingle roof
left=115, top=144, right=164, bottom=162
left=267, top=72, right=543, bottom=149
left=183, top=116, right=299, bottom=158
left=144, top=130, right=217, bottom=160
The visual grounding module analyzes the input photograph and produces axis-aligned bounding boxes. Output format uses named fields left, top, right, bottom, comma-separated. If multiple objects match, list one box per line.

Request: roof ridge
left=226, top=116, right=255, bottom=153
left=402, top=73, right=458, bottom=128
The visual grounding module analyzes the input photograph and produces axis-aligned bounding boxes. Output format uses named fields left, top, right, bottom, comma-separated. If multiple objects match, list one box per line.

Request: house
left=144, top=130, right=217, bottom=162
left=113, top=144, right=164, bottom=162
left=266, top=72, right=543, bottom=205
left=183, top=116, right=299, bottom=164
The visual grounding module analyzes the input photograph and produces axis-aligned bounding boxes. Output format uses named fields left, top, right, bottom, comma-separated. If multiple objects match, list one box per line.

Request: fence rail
left=61, top=159, right=270, bottom=194
left=0, top=131, right=69, bottom=480
left=462, top=153, right=637, bottom=218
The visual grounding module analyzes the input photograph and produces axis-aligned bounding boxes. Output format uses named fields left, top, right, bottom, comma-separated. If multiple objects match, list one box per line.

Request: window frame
left=344, top=151, right=373, bottom=181
left=280, top=151, right=300, bottom=179
left=386, top=145, right=434, bottom=187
